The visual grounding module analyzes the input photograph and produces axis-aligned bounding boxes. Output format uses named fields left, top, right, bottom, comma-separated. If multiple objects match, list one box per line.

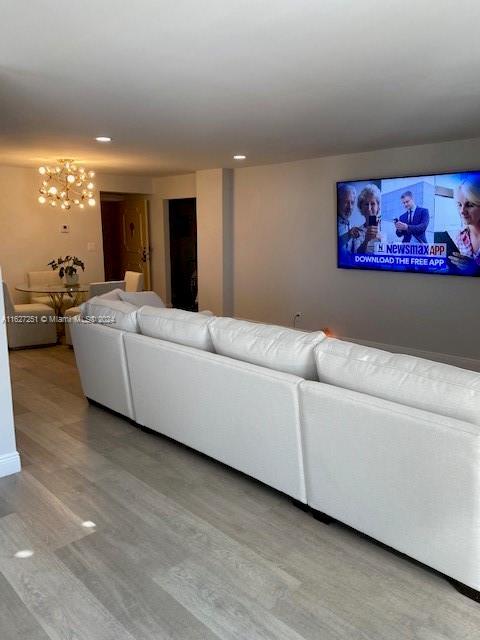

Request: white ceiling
left=1, top=0, right=480, bottom=175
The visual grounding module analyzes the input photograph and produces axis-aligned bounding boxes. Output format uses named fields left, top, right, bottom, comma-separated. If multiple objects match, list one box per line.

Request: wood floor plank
left=0, top=470, right=92, bottom=550
left=88, top=464, right=301, bottom=608
left=0, top=572, right=51, bottom=640
left=57, top=535, right=221, bottom=640
left=16, top=428, right=68, bottom=473
left=0, top=513, right=138, bottom=640
left=0, top=495, right=14, bottom=518
left=154, top=559, right=307, bottom=640
left=14, top=411, right=117, bottom=479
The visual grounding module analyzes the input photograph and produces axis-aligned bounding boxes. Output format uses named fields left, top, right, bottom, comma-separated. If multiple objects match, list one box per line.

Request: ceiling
left=1, top=0, right=480, bottom=176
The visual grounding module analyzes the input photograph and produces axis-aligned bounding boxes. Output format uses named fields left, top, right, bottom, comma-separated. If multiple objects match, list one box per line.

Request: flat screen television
left=336, top=171, right=480, bottom=276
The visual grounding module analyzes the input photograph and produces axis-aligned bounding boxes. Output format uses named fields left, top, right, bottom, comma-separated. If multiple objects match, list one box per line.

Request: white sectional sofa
left=70, top=293, right=480, bottom=602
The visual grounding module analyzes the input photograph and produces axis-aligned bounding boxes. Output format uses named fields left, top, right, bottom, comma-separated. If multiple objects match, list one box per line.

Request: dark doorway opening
left=169, top=198, right=197, bottom=311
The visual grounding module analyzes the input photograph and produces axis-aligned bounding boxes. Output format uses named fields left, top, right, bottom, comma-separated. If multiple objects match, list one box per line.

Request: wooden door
left=120, top=196, right=151, bottom=289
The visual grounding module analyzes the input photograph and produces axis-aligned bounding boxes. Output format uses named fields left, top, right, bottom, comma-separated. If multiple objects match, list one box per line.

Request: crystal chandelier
left=37, top=159, right=96, bottom=210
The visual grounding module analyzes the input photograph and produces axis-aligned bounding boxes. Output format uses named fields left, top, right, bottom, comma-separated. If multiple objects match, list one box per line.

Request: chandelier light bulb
left=36, top=159, right=96, bottom=212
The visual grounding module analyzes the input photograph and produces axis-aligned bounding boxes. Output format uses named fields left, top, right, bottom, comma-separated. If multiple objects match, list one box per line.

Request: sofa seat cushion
left=119, top=290, right=165, bottom=308
left=315, top=338, right=480, bottom=426
left=80, top=297, right=138, bottom=333
left=137, top=307, right=215, bottom=350
left=209, top=317, right=326, bottom=379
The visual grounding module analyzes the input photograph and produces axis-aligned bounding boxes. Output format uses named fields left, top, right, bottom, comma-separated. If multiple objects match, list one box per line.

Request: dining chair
left=2, top=282, right=56, bottom=349
left=26, top=269, right=79, bottom=312
left=64, top=280, right=126, bottom=345
left=124, top=271, right=144, bottom=292
left=26, top=270, right=59, bottom=306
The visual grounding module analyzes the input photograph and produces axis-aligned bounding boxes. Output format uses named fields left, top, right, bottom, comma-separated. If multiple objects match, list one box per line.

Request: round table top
left=16, top=283, right=89, bottom=294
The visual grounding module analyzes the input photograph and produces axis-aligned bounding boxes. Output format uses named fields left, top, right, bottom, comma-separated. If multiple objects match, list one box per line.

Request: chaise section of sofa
left=301, top=338, right=480, bottom=594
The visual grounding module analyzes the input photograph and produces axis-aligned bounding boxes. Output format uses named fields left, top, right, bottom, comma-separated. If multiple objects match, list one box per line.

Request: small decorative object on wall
left=37, top=159, right=96, bottom=210
left=48, top=256, right=85, bottom=286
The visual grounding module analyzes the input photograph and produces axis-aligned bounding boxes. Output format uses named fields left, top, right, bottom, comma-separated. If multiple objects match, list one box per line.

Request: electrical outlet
left=293, top=312, right=303, bottom=328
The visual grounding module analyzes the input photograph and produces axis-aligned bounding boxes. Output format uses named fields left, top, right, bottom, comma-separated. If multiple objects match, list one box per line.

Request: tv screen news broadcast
left=337, top=171, right=480, bottom=276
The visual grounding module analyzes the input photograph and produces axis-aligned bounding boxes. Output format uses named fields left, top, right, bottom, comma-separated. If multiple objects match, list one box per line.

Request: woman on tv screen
left=450, top=176, right=480, bottom=275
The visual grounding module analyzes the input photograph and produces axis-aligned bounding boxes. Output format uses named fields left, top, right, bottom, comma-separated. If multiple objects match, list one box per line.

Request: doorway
left=100, top=193, right=151, bottom=289
left=169, top=198, right=197, bottom=311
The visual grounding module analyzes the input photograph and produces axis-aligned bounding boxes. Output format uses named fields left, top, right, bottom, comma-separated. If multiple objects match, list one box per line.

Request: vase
left=65, top=273, right=79, bottom=287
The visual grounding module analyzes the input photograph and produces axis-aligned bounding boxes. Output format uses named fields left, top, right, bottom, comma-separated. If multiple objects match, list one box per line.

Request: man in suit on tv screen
left=395, top=190, right=429, bottom=244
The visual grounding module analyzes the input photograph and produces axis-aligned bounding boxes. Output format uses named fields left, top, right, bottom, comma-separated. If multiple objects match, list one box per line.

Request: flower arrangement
left=48, top=256, right=85, bottom=285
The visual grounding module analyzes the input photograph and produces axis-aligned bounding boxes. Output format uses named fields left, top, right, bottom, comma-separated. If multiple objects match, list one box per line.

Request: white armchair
left=124, top=271, right=144, bottom=292
left=65, top=280, right=126, bottom=345
left=2, top=283, right=56, bottom=349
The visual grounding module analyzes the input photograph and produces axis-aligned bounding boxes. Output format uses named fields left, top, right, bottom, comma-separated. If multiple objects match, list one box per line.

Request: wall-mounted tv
left=337, top=171, right=480, bottom=276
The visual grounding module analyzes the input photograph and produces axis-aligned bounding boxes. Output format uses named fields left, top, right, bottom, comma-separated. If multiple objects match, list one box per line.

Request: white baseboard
left=0, top=451, right=21, bottom=478
left=339, top=336, right=480, bottom=372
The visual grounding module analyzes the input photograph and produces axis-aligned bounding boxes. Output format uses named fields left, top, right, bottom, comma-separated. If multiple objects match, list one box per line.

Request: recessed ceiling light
left=95, top=136, right=112, bottom=143
left=233, top=154, right=246, bottom=160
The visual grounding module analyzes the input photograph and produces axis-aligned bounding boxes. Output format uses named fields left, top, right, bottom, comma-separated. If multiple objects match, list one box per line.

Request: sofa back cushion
left=137, top=307, right=214, bottom=351
left=80, top=297, right=138, bottom=333
left=119, top=290, right=165, bottom=308
left=315, top=338, right=480, bottom=426
left=91, top=287, right=124, bottom=301
left=209, top=317, right=326, bottom=379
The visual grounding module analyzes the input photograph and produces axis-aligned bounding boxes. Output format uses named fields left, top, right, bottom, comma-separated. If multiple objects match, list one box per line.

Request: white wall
left=196, top=169, right=233, bottom=315
left=0, top=267, right=20, bottom=477
left=0, top=166, right=153, bottom=302
left=233, top=137, right=480, bottom=362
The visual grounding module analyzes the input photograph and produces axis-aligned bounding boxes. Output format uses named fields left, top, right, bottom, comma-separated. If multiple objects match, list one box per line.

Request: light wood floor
left=2, top=346, right=480, bottom=639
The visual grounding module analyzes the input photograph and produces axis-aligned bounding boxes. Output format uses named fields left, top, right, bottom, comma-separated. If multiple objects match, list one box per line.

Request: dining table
left=15, top=282, right=89, bottom=342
